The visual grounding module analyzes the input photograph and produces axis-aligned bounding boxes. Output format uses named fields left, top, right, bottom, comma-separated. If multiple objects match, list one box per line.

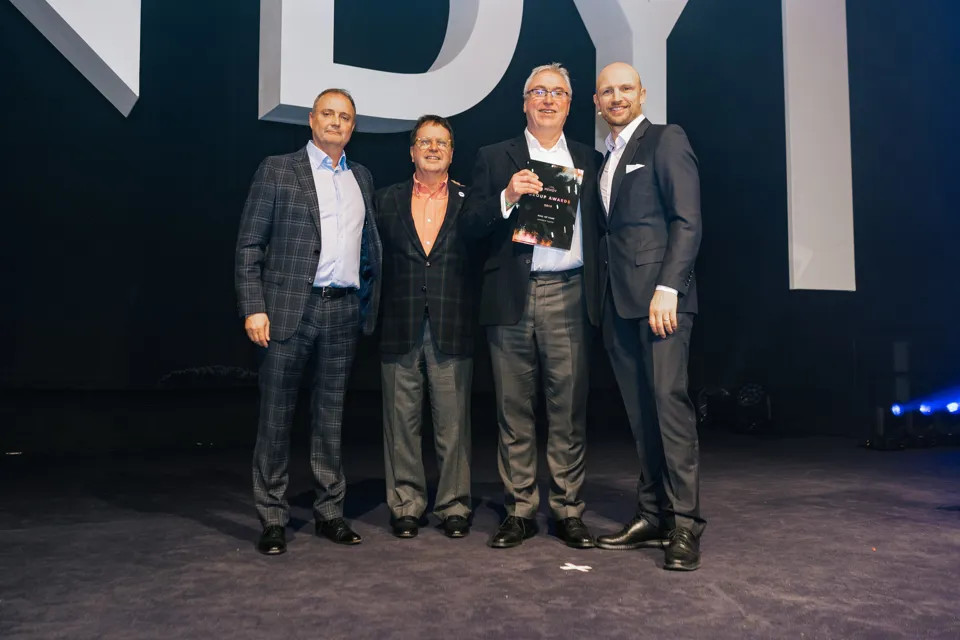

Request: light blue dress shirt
left=306, top=141, right=365, bottom=289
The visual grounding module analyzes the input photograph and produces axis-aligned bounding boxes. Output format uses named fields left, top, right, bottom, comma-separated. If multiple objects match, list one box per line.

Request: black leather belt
left=312, top=286, right=355, bottom=299
left=530, top=266, right=583, bottom=281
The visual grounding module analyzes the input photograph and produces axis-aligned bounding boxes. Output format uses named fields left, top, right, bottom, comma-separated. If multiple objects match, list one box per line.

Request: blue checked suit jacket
left=235, top=146, right=382, bottom=341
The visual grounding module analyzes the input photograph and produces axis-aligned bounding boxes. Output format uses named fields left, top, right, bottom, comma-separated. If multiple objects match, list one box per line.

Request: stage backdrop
left=1, top=0, right=958, bottom=436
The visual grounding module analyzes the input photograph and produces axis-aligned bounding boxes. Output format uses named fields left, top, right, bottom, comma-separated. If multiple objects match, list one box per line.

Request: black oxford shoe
left=663, top=527, right=700, bottom=571
left=257, top=525, right=286, bottom=555
left=490, top=516, right=538, bottom=549
left=596, top=517, right=668, bottom=550
left=442, top=515, right=470, bottom=538
left=556, top=517, right=596, bottom=549
left=391, top=516, right=419, bottom=538
left=316, top=518, right=362, bottom=545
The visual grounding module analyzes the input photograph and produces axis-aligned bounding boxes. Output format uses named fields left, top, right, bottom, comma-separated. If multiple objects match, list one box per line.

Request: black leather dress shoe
left=490, top=516, right=537, bottom=549
left=556, top=517, right=596, bottom=549
left=316, top=518, right=362, bottom=545
left=257, top=525, right=286, bottom=555
left=391, top=516, right=419, bottom=538
left=663, top=527, right=700, bottom=571
left=442, top=515, right=470, bottom=538
left=596, top=517, right=668, bottom=550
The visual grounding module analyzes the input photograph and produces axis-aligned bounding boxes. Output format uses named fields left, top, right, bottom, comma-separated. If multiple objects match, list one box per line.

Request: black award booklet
left=511, top=158, right=583, bottom=251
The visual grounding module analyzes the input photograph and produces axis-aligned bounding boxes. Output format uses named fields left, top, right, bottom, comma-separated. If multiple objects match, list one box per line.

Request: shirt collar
left=413, top=174, right=448, bottom=197
left=604, top=114, right=646, bottom=154
left=307, top=141, right=348, bottom=172
left=524, top=128, right=569, bottom=154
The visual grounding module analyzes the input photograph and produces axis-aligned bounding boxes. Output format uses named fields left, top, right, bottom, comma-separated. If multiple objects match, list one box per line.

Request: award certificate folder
left=511, top=159, right=583, bottom=251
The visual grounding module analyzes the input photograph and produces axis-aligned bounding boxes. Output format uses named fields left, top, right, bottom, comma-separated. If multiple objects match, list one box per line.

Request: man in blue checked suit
left=235, top=88, right=382, bottom=555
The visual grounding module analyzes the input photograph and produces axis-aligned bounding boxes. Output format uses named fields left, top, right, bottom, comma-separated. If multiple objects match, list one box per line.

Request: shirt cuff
left=655, top=285, right=679, bottom=295
left=501, top=190, right=517, bottom=218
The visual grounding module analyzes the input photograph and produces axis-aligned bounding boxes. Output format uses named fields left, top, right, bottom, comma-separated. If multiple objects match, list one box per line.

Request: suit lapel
left=505, top=135, right=531, bottom=172
left=433, top=183, right=464, bottom=250
left=396, top=180, right=427, bottom=257
left=608, top=118, right=651, bottom=219
left=292, top=147, right=322, bottom=237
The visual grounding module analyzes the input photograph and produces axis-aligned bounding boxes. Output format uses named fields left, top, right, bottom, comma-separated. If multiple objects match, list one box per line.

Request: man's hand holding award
left=510, top=159, right=583, bottom=250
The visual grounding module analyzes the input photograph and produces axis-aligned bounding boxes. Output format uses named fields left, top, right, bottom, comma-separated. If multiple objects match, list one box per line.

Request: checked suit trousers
left=253, top=290, right=360, bottom=526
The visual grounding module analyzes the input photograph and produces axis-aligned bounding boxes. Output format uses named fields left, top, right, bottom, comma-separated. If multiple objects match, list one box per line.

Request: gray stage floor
left=1, top=425, right=958, bottom=639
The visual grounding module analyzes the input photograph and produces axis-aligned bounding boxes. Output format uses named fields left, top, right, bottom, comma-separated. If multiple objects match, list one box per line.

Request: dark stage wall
left=1, top=0, right=958, bottom=438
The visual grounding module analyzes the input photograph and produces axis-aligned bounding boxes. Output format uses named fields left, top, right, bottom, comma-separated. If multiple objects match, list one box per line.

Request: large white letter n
left=258, top=0, right=523, bottom=132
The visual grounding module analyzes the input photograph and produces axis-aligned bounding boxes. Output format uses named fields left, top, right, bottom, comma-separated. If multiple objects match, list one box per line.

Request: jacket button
left=308, top=277, right=314, bottom=284
left=524, top=258, right=532, bottom=265
left=313, top=249, right=320, bottom=255
left=421, top=285, right=427, bottom=292
left=425, top=261, right=431, bottom=267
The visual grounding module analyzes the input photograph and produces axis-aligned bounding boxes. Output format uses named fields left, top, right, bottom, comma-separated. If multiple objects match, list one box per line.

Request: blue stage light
left=947, top=402, right=959, bottom=414
left=891, top=404, right=903, bottom=416
left=919, top=404, right=932, bottom=415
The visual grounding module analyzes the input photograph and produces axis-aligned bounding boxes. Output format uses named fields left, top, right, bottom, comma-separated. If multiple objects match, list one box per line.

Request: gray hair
left=522, top=62, right=572, bottom=97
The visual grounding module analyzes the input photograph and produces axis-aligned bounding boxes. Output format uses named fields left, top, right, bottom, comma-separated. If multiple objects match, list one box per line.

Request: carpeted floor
left=1, top=424, right=958, bottom=639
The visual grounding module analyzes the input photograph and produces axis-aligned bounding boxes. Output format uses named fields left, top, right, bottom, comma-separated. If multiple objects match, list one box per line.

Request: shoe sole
left=562, top=539, right=597, bottom=549
left=257, top=546, right=286, bottom=555
left=596, top=539, right=667, bottom=551
left=445, top=530, right=469, bottom=538
left=663, top=560, right=700, bottom=571
left=489, top=531, right=537, bottom=548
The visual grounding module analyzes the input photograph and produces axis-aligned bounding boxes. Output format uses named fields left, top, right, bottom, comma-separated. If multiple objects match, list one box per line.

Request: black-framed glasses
left=524, top=88, right=569, bottom=100
left=414, top=138, right=451, bottom=150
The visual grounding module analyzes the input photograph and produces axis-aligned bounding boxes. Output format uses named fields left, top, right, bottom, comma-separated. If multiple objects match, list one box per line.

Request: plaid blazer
left=235, top=146, right=382, bottom=341
left=375, top=178, right=474, bottom=356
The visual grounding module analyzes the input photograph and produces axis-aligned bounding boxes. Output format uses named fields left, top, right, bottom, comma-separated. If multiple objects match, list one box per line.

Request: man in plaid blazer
left=235, top=88, right=382, bottom=555
left=375, top=115, right=474, bottom=540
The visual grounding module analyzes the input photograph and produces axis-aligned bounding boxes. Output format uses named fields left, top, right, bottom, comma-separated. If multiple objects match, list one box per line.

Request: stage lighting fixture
left=696, top=386, right=733, bottom=429
left=733, top=382, right=772, bottom=434
left=919, top=404, right=933, bottom=415
left=862, top=406, right=908, bottom=451
left=947, top=402, right=959, bottom=414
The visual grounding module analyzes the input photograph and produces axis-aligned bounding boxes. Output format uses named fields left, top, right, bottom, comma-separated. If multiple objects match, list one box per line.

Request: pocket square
left=626, top=164, right=645, bottom=173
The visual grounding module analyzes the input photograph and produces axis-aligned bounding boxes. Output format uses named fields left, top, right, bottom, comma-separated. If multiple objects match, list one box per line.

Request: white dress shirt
left=500, top=129, right=583, bottom=273
left=306, top=141, right=365, bottom=289
left=600, top=115, right=677, bottom=296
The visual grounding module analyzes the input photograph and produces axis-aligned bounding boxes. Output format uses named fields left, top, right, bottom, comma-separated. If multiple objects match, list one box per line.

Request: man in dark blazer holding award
left=375, top=115, right=473, bottom=539
left=591, top=63, right=705, bottom=570
left=462, top=63, right=602, bottom=549
left=235, top=88, right=382, bottom=555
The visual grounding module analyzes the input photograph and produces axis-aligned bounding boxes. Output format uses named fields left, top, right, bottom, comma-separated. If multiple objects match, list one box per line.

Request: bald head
left=596, top=62, right=641, bottom=91
left=594, top=62, right=646, bottom=134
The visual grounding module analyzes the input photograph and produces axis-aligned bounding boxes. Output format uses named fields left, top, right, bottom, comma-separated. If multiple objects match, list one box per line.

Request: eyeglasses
left=524, top=88, right=570, bottom=100
left=414, top=138, right=451, bottom=150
